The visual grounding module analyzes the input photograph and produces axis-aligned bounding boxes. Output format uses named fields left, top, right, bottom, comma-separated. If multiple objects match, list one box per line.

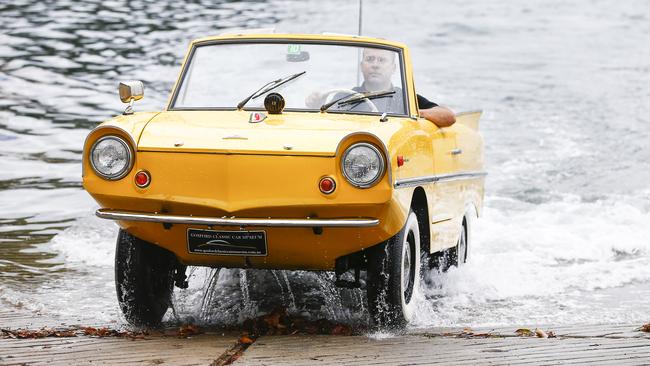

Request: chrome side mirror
left=118, top=81, right=144, bottom=115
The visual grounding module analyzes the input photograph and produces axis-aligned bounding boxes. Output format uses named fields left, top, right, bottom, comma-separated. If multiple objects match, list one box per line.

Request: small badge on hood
left=249, top=112, right=267, bottom=123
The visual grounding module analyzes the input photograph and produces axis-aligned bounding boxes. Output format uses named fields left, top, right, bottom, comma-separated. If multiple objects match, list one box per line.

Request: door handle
left=449, top=148, right=463, bottom=155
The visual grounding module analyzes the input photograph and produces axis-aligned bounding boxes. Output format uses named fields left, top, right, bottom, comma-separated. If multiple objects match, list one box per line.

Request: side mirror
left=119, top=81, right=144, bottom=103
left=118, top=81, right=144, bottom=115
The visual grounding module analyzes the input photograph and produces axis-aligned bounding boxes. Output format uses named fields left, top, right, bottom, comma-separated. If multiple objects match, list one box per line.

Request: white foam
left=411, top=194, right=650, bottom=327
left=46, top=215, right=117, bottom=267
left=366, top=331, right=397, bottom=340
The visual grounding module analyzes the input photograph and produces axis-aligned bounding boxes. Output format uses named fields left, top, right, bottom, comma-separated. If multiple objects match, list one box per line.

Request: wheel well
left=410, top=187, right=430, bottom=255
left=332, top=187, right=431, bottom=286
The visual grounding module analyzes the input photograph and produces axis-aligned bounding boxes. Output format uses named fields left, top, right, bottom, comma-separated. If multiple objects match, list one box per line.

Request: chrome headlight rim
left=89, top=135, right=133, bottom=180
left=341, top=142, right=386, bottom=188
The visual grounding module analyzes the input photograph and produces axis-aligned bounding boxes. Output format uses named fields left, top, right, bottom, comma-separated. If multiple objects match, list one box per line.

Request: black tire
left=115, top=229, right=177, bottom=327
left=447, top=218, right=468, bottom=267
left=366, top=211, right=420, bottom=329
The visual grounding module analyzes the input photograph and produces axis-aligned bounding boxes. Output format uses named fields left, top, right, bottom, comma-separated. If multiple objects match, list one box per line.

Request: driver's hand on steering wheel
left=305, top=92, right=325, bottom=109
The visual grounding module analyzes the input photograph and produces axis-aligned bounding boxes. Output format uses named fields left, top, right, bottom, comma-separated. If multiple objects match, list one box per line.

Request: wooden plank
left=0, top=331, right=241, bottom=366
left=2, top=309, right=650, bottom=366
left=237, top=330, right=650, bottom=366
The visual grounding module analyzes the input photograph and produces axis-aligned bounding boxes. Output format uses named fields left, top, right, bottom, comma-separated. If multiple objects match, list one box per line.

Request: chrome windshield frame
left=167, top=38, right=411, bottom=118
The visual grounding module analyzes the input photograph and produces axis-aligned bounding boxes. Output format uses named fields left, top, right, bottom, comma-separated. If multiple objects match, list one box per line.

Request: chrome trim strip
left=394, top=171, right=487, bottom=188
left=96, top=209, right=379, bottom=228
left=430, top=215, right=453, bottom=224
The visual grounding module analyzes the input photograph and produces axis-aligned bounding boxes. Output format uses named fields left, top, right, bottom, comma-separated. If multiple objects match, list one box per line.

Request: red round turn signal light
left=134, top=170, right=151, bottom=188
left=319, top=177, right=336, bottom=194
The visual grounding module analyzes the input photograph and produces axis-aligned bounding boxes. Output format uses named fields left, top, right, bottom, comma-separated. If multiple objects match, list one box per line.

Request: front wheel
left=366, top=211, right=421, bottom=329
left=115, top=229, right=177, bottom=327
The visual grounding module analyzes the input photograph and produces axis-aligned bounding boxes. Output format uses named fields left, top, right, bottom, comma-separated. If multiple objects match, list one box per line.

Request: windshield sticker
left=287, top=44, right=301, bottom=55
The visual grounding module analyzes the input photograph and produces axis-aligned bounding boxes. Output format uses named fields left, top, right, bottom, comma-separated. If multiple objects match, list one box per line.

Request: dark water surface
left=1, top=0, right=649, bottom=328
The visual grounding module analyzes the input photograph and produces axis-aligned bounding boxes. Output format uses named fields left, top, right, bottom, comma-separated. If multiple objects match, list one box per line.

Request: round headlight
left=341, top=143, right=385, bottom=188
left=90, top=136, right=133, bottom=180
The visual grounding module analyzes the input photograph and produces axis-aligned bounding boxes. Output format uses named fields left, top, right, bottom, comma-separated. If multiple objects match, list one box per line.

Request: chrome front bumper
left=95, top=209, right=380, bottom=228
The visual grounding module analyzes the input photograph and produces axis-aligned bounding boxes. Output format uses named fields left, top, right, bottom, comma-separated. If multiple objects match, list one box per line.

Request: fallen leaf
left=238, top=335, right=254, bottom=345
left=82, top=326, right=115, bottom=337
left=535, top=328, right=548, bottom=338
left=457, top=328, right=475, bottom=338
left=639, top=323, right=650, bottom=332
left=81, top=327, right=96, bottom=336
left=238, top=306, right=359, bottom=338
left=3, top=326, right=148, bottom=340
left=178, top=324, right=201, bottom=338
left=54, top=329, right=77, bottom=337
left=472, top=333, right=493, bottom=338
left=515, top=328, right=534, bottom=337
left=2, top=327, right=78, bottom=339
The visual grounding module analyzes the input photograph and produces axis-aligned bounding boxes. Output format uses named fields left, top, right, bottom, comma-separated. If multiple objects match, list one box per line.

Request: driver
left=306, top=48, right=456, bottom=127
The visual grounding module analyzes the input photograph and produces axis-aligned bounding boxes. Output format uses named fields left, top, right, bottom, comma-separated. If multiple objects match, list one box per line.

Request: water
left=1, top=0, right=649, bottom=328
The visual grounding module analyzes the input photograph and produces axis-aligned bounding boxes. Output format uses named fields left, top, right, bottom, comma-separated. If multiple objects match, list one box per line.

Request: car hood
left=137, top=110, right=397, bottom=156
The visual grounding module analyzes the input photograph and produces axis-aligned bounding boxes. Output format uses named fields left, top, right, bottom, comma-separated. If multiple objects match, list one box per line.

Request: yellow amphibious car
left=82, top=33, right=485, bottom=328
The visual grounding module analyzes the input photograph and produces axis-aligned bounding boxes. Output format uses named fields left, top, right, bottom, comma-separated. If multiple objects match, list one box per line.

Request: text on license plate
left=187, top=229, right=267, bottom=256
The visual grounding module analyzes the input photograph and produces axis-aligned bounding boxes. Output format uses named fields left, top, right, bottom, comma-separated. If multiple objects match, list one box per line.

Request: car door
left=426, top=120, right=463, bottom=252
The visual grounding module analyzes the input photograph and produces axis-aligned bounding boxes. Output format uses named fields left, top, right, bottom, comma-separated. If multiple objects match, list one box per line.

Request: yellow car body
left=82, top=33, right=485, bottom=272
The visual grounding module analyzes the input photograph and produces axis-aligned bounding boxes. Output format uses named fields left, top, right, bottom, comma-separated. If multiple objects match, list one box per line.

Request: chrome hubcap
left=403, top=242, right=411, bottom=292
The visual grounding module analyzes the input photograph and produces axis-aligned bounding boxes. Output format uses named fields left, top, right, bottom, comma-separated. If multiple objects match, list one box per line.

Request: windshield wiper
left=320, top=90, right=396, bottom=112
left=237, top=71, right=306, bottom=110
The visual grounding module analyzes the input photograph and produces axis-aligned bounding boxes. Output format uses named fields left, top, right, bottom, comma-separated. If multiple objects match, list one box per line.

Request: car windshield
left=171, top=41, right=408, bottom=116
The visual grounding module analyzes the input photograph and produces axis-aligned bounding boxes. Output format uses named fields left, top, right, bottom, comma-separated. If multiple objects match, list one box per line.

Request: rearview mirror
left=118, top=81, right=144, bottom=103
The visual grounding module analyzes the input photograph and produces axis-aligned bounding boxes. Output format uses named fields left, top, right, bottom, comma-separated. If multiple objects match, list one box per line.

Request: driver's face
left=360, top=49, right=396, bottom=89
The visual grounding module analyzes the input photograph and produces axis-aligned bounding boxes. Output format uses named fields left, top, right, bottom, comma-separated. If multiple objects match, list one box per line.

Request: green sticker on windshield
left=287, top=44, right=301, bottom=55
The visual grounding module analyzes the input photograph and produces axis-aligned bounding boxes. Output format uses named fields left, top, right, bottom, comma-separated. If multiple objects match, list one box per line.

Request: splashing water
left=281, top=271, right=298, bottom=311
left=2, top=0, right=650, bottom=330
left=238, top=269, right=255, bottom=321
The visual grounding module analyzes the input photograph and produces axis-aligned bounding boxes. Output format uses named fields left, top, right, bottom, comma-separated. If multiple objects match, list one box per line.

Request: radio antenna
left=356, top=0, right=363, bottom=86
left=358, top=0, right=363, bottom=36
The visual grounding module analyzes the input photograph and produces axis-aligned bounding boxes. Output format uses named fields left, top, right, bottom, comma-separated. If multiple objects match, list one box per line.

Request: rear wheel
left=427, top=218, right=468, bottom=271
left=366, top=211, right=420, bottom=329
left=115, top=229, right=177, bottom=327
left=447, top=218, right=468, bottom=267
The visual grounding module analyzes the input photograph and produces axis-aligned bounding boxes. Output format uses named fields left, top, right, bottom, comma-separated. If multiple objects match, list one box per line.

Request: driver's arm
left=417, top=94, right=456, bottom=127
left=420, top=106, right=456, bottom=127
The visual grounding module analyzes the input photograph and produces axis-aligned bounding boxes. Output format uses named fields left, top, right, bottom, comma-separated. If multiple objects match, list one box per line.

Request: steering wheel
left=321, top=89, right=379, bottom=113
